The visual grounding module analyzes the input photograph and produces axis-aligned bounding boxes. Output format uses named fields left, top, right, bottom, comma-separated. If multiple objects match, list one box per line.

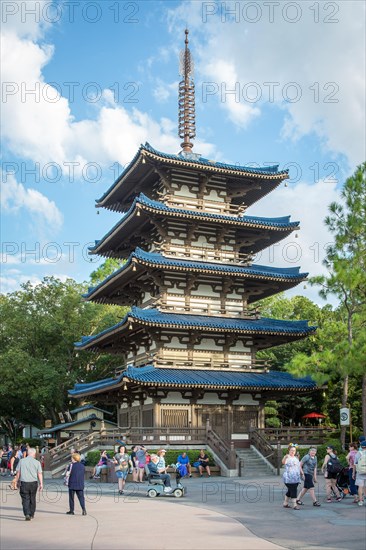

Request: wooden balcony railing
left=160, top=193, right=247, bottom=217
left=253, top=427, right=337, bottom=445
left=157, top=299, right=260, bottom=319
left=160, top=243, right=253, bottom=265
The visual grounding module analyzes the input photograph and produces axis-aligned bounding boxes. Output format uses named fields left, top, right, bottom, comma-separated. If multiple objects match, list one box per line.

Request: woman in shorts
left=114, top=445, right=131, bottom=495
left=297, top=447, right=321, bottom=507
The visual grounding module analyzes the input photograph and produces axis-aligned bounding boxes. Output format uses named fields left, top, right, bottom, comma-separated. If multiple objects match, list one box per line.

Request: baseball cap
left=360, top=441, right=366, bottom=448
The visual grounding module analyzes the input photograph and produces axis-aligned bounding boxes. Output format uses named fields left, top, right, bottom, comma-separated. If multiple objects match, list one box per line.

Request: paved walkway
left=0, top=476, right=365, bottom=550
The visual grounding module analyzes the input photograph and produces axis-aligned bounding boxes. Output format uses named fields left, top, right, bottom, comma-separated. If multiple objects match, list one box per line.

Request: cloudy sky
left=1, top=0, right=365, bottom=304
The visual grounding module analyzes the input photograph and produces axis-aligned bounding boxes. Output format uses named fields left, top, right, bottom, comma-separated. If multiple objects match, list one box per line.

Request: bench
left=85, top=464, right=221, bottom=483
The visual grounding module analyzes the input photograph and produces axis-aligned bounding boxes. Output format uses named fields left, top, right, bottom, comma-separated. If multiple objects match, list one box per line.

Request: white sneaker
left=358, top=501, right=364, bottom=506
left=163, top=487, right=173, bottom=493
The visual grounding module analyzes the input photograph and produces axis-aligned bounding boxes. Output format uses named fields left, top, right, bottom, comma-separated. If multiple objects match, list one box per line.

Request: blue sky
left=1, top=0, right=365, bottom=305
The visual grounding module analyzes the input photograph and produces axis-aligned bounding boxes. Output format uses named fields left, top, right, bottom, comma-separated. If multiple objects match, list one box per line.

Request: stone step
left=235, top=447, right=274, bottom=477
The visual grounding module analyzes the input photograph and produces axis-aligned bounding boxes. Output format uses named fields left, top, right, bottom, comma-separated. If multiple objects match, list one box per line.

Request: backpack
left=327, top=456, right=342, bottom=475
left=356, top=450, right=366, bottom=475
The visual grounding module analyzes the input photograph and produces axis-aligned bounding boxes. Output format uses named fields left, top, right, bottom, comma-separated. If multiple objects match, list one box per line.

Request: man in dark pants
left=15, top=448, right=43, bottom=521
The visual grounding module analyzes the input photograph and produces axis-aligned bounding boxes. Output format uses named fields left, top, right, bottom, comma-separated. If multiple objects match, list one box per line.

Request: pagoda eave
left=84, top=248, right=308, bottom=305
left=69, top=366, right=316, bottom=399
left=96, top=143, right=289, bottom=212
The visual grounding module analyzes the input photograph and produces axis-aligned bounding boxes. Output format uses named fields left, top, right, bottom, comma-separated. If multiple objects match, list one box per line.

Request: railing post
left=205, top=418, right=210, bottom=440
left=276, top=441, right=282, bottom=476
left=229, top=441, right=236, bottom=470
left=43, top=449, right=52, bottom=479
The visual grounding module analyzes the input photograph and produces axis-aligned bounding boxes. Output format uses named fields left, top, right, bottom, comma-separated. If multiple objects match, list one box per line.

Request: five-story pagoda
left=70, top=31, right=316, bottom=445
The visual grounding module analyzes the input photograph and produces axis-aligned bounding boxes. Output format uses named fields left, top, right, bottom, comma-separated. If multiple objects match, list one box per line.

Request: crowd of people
left=282, top=437, right=366, bottom=510
left=2, top=436, right=365, bottom=520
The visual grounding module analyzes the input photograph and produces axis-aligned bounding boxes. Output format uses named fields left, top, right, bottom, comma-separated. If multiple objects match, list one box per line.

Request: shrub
left=85, top=449, right=114, bottom=466
left=85, top=448, right=216, bottom=467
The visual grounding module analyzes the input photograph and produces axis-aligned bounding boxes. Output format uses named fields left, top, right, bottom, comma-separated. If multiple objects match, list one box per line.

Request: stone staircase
left=236, top=447, right=275, bottom=477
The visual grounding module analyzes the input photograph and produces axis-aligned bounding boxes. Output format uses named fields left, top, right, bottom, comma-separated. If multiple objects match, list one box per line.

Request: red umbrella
left=302, top=412, right=327, bottom=419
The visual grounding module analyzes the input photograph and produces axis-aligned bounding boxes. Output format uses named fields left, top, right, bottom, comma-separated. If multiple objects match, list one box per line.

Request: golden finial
left=178, top=29, right=196, bottom=153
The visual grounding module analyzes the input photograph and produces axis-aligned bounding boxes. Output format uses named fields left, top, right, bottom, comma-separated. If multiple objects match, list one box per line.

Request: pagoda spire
left=178, top=29, right=196, bottom=153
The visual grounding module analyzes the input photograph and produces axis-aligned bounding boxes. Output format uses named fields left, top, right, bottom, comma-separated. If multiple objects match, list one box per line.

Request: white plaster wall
left=195, top=235, right=209, bottom=245
left=169, top=337, right=187, bottom=349
left=159, top=392, right=188, bottom=404
left=178, top=185, right=196, bottom=198
left=168, top=284, right=184, bottom=294
left=169, top=238, right=185, bottom=245
left=200, top=338, right=222, bottom=350
left=191, top=284, right=215, bottom=297
left=232, top=394, right=260, bottom=405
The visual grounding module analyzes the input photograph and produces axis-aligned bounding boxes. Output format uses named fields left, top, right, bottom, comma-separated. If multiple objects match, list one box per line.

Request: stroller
left=333, top=467, right=351, bottom=499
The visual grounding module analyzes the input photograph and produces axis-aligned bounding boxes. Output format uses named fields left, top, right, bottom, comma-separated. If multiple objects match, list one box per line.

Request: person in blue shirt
left=177, top=452, right=192, bottom=477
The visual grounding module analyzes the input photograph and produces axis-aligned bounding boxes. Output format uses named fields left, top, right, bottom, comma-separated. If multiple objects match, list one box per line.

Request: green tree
left=90, top=258, right=125, bottom=286
left=0, top=277, right=124, bottom=439
left=289, top=163, right=366, bottom=443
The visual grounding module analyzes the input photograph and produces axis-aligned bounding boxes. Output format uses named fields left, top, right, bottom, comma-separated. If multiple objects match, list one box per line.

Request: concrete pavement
left=0, top=475, right=365, bottom=550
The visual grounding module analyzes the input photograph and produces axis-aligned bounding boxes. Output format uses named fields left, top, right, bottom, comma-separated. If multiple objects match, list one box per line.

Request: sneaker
left=336, top=497, right=342, bottom=502
left=313, top=501, right=321, bottom=507
left=358, top=501, right=364, bottom=506
left=66, top=511, right=74, bottom=515
left=326, top=499, right=332, bottom=503
left=82, top=510, right=87, bottom=515
left=25, top=516, right=31, bottom=521
left=118, top=490, right=124, bottom=495
left=189, top=474, right=192, bottom=478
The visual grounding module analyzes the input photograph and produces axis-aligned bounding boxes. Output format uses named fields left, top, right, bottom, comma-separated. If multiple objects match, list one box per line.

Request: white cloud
left=0, top=273, right=42, bottom=294
left=168, top=1, right=366, bottom=168
left=1, top=0, right=51, bottom=40
left=1, top=21, right=217, bottom=173
left=153, top=79, right=179, bottom=103
left=1, top=172, right=63, bottom=231
left=0, top=270, right=71, bottom=295
left=249, top=177, right=340, bottom=304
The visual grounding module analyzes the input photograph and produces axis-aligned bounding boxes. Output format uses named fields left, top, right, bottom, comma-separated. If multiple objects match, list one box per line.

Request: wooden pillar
left=153, top=398, right=161, bottom=427
left=227, top=403, right=233, bottom=441
left=258, top=401, right=265, bottom=429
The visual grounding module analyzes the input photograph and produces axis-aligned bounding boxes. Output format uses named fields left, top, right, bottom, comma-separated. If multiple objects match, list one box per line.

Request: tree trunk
left=340, top=374, right=349, bottom=449
left=362, top=373, right=366, bottom=436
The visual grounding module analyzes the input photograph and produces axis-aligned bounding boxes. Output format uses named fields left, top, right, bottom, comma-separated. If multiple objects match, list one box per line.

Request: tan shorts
left=355, top=475, right=366, bottom=487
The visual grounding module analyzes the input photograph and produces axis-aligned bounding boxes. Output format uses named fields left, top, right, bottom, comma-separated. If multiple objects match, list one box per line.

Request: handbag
left=64, top=463, right=73, bottom=486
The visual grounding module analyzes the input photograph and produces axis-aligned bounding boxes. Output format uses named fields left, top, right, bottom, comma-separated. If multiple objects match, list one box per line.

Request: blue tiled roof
left=97, top=143, right=289, bottom=204
left=69, top=365, right=316, bottom=396
left=84, top=248, right=307, bottom=299
left=90, top=193, right=299, bottom=253
left=75, top=307, right=315, bottom=348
